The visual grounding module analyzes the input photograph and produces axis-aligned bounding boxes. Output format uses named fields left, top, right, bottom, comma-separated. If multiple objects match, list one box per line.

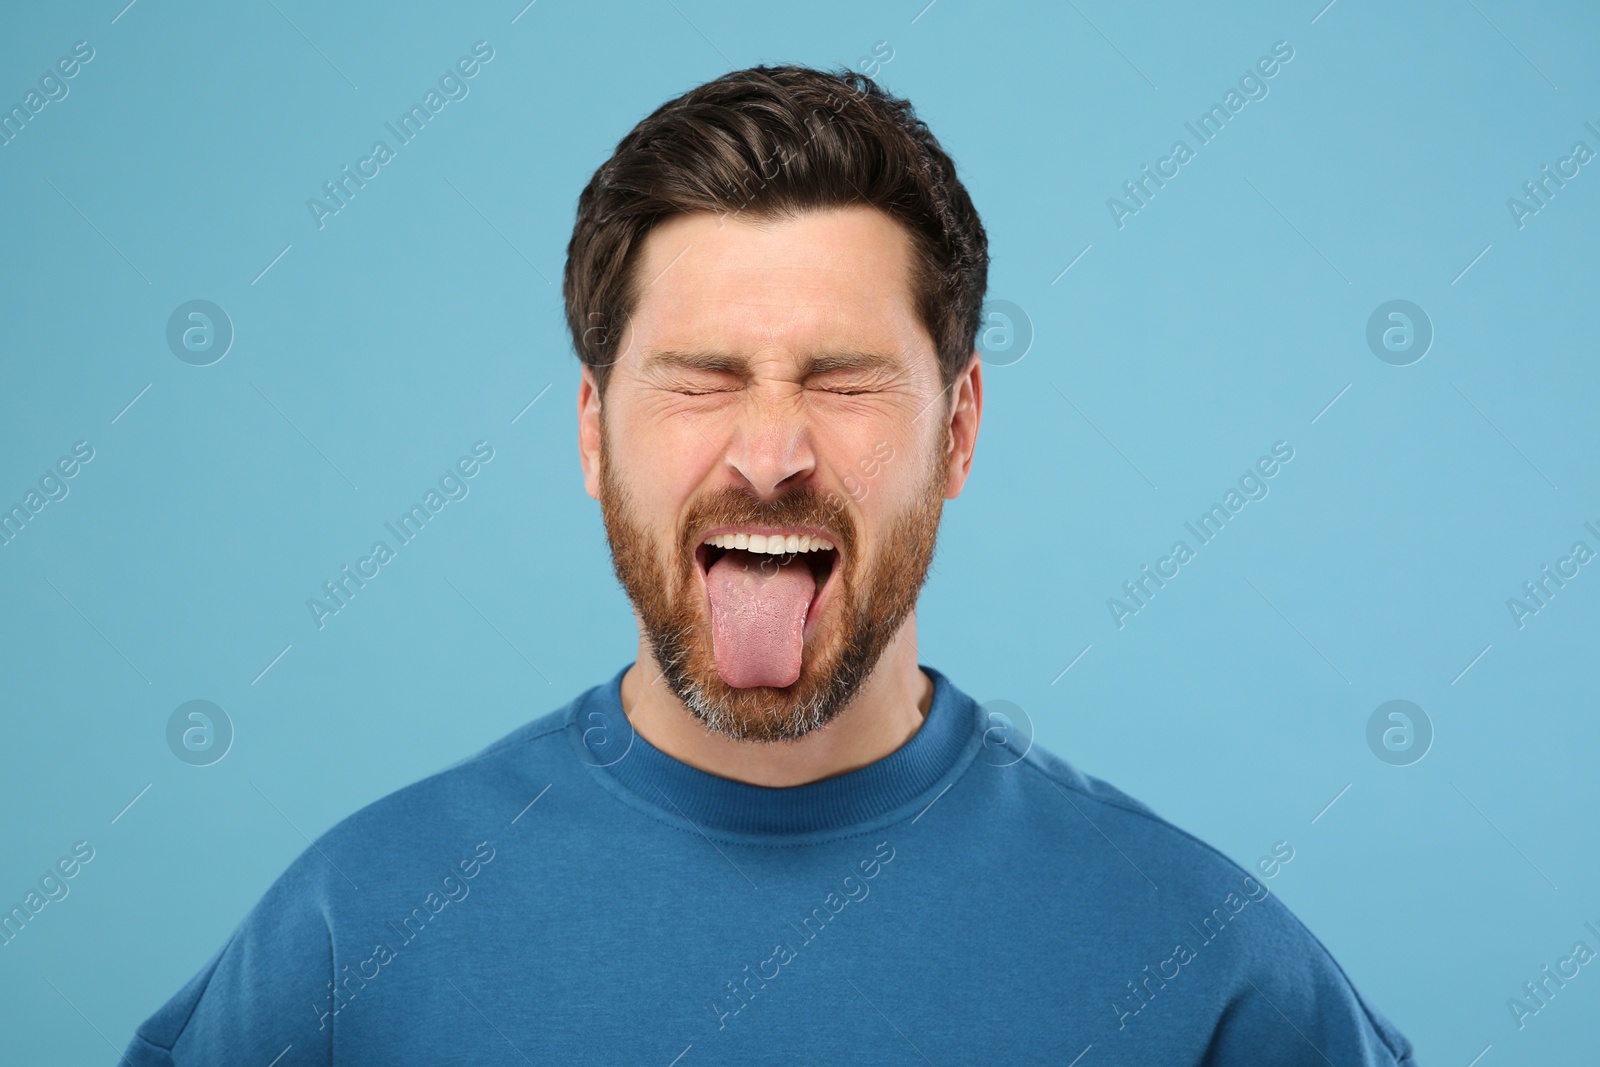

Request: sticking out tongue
left=705, top=550, right=815, bottom=688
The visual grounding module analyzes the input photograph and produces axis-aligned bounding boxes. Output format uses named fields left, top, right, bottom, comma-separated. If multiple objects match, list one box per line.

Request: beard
left=598, top=427, right=949, bottom=743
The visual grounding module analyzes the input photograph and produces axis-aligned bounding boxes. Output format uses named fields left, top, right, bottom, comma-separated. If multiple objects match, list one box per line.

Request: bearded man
left=124, top=65, right=1415, bottom=1065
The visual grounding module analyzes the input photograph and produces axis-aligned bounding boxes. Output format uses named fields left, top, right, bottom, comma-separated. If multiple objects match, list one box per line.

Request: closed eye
left=662, top=374, right=741, bottom=396
left=810, top=375, right=889, bottom=396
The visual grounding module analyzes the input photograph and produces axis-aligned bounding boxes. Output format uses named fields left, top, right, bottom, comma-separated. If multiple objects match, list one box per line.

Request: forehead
left=624, top=206, right=930, bottom=360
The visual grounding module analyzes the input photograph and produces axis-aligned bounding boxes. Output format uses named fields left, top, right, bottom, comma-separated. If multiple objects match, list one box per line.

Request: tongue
left=705, top=550, right=815, bottom=688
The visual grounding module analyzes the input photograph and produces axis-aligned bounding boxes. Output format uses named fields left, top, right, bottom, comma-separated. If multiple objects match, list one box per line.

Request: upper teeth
left=702, top=532, right=835, bottom=554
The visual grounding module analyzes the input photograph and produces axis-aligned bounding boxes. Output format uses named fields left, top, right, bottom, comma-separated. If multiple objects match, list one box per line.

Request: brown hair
left=562, top=64, right=989, bottom=396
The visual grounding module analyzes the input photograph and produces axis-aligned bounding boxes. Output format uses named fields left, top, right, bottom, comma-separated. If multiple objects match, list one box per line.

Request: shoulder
left=305, top=696, right=583, bottom=884
left=1015, top=740, right=1256, bottom=886
left=1005, top=740, right=1414, bottom=1063
left=213, top=697, right=578, bottom=933
left=126, top=690, right=594, bottom=1062
left=1011, top=736, right=1314, bottom=947
left=947, top=678, right=1262, bottom=901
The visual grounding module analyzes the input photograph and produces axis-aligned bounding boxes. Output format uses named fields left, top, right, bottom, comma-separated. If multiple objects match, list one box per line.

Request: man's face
left=579, top=206, right=976, bottom=742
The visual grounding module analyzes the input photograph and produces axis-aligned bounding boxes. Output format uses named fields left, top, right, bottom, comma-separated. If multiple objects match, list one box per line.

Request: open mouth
left=694, top=529, right=840, bottom=639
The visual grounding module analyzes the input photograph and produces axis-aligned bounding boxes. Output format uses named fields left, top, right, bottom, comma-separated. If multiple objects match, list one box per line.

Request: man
left=125, top=65, right=1415, bottom=1064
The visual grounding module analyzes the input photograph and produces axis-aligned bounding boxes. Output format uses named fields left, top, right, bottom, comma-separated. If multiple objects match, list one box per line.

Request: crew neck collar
left=566, top=663, right=980, bottom=839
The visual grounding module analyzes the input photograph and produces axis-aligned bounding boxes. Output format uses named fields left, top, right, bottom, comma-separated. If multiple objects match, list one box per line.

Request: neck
left=618, top=613, right=933, bottom=788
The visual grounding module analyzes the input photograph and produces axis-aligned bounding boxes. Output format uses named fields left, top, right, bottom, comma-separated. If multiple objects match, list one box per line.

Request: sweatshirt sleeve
left=1199, top=917, right=1416, bottom=1066
left=120, top=859, right=337, bottom=1066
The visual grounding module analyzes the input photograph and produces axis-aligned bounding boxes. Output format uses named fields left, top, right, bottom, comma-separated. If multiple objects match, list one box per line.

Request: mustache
left=677, top=485, right=856, bottom=562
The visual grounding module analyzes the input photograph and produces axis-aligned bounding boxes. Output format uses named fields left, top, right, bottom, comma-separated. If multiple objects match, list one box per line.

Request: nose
left=724, top=391, right=816, bottom=499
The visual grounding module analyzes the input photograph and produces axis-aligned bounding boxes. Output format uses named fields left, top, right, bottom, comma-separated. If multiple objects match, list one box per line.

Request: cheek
left=824, top=435, right=921, bottom=529
left=609, top=407, right=718, bottom=520
left=856, top=408, right=934, bottom=487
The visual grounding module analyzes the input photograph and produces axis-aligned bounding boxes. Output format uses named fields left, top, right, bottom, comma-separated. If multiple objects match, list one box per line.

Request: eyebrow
left=641, top=348, right=902, bottom=377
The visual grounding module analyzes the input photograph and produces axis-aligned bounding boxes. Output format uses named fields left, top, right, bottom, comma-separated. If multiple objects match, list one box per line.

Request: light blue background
left=2, top=0, right=1596, bottom=1062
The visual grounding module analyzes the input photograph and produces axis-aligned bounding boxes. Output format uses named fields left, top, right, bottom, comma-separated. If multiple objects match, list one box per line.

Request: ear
left=577, top=364, right=603, bottom=501
left=943, top=350, right=983, bottom=499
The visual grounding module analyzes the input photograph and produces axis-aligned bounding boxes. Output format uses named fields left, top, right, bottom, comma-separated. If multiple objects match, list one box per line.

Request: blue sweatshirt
left=124, top=664, right=1415, bottom=1065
